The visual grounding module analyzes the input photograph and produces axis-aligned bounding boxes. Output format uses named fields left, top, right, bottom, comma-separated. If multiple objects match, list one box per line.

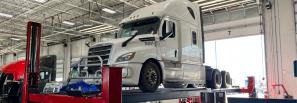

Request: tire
left=164, top=83, right=188, bottom=88
left=138, top=62, right=162, bottom=93
left=210, top=69, right=222, bottom=89
left=205, top=66, right=213, bottom=88
left=221, top=71, right=232, bottom=88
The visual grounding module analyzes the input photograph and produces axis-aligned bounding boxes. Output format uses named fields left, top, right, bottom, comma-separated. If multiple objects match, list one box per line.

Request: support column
left=63, top=36, right=71, bottom=80
left=262, top=0, right=297, bottom=99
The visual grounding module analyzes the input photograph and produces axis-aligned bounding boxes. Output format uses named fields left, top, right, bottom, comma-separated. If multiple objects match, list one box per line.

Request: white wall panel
left=4, top=54, right=15, bottom=64
left=71, top=39, right=89, bottom=58
left=16, top=52, right=25, bottom=60
left=40, top=46, right=49, bottom=56
left=48, top=44, right=64, bottom=60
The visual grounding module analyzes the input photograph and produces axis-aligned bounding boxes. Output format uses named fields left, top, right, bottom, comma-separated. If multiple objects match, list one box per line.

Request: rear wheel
left=138, top=62, right=161, bottom=93
left=209, top=69, right=222, bottom=89
left=221, top=71, right=232, bottom=88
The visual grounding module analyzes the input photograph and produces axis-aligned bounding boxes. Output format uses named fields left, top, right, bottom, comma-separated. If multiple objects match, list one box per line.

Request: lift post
left=22, top=22, right=42, bottom=103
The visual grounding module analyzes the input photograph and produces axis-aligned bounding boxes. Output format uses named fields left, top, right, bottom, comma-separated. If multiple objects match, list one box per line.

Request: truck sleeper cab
left=86, top=0, right=230, bottom=92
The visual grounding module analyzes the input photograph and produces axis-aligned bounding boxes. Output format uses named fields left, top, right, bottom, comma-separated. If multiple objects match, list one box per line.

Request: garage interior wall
left=263, top=0, right=297, bottom=99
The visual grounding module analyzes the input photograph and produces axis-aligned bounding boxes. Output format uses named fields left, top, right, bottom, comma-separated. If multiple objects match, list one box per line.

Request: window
left=192, top=31, right=197, bottom=45
left=162, top=20, right=175, bottom=38
left=118, top=17, right=160, bottom=38
left=6, top=74, right=13, bottom=80
left=187, top=7, right=195, bottom=20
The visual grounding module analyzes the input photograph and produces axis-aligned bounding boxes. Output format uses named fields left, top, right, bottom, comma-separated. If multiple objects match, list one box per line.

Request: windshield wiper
left=122, top=31, right=138, bottom=47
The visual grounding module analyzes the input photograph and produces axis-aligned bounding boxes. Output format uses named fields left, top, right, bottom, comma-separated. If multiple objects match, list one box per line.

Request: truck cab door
left=157, top=18, right=182, bottom=81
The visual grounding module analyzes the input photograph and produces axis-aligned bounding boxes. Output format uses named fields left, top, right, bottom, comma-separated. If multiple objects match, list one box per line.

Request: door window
left=192, top=31, right=197, bottom=45
left=162, top=20, right=175, bottom=38
left=6, top=74, right=13, bottom=80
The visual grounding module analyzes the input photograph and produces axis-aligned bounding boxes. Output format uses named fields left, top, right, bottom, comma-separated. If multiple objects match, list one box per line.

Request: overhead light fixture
left=0, top=12, right=13, bottom=18
left=83, top=26, right=114, bottom=32
left=102, top=8, right=116, bottom=14
left=144, top=0, right=157, bottom=4
left=10, top=38, right=21, bottom=41
left=199, top=0, right=224, bottom=6
left=63, top=21, right=75, bottom=26
left=193, top=0, right=207, bottom=3
left=34, top=0, right=48, bottom=3
left=83, top=24, right=93, bottom=27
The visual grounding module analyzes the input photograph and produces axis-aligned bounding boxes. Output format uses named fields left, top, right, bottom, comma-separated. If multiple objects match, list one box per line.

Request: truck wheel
left=163, top=83, right=188, bottom=88
left=210, top=69, right=222, bottom=89
left=221, top=71, right=232, bottom=88
left=139, top=62, right=161, bottom=93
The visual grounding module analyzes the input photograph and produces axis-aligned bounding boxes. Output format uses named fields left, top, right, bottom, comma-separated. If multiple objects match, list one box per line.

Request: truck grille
left=87, top=44, right=112, bottom=73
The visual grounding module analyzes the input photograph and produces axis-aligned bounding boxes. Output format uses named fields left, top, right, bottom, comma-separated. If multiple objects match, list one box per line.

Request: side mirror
left=164, top=21, right=174, bottom=36
left=167, top=22, right=174, bottom=33
left=161, top=21, right=175, bottom=40
left=85, top=41, right=91, bottom=47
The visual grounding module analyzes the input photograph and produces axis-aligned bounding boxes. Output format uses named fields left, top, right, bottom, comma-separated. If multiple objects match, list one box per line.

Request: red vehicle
left=0, top=60, right=26, bottom=81
left=0, top=60, right=26, bottom=103
left=0, top=55, right=56, bottom=81
left=0, top=55, right=56, bottom=103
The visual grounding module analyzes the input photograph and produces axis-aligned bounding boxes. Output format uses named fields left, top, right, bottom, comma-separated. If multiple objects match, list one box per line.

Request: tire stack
left=205, top=66, right=232, bottom=89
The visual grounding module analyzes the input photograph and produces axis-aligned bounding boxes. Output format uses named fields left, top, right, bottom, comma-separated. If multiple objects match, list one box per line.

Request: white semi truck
left=86, top=0, right=232, bottom=92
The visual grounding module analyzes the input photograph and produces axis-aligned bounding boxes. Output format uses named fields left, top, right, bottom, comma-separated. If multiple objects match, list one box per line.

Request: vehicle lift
left=21, top=22, right=256, bottom=103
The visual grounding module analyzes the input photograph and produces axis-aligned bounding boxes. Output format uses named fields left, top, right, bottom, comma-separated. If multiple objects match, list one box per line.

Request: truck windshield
left=118, top=17, right=160, bottom=38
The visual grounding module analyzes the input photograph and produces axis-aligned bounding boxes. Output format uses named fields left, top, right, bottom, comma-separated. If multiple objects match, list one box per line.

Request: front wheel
left=138, top=62, right=161, bottom=93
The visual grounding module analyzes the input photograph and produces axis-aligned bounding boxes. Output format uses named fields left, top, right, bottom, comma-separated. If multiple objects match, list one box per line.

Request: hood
left=92, top=34, right=157, bottom=47
left=91, top=37, right=129, bottom=47
left=89, top=34, right=157, bottom=64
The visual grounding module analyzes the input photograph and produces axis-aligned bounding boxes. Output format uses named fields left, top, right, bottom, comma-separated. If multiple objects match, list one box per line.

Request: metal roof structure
left=0, top=0, right=257, bottom=54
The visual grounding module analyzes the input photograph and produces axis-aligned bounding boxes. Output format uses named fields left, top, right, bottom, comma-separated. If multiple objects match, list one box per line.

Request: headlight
left=122, top=68, right=128, bottom=78
left=116, top=52, right=136, bottom=62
